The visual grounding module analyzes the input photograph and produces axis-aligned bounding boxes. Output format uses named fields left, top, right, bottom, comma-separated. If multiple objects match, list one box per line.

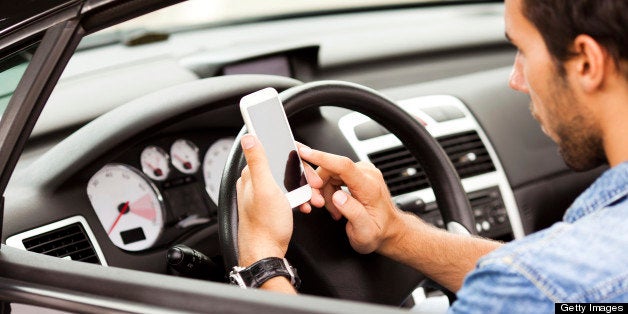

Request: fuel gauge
left=170, top=139, right=200, bottom=174
left=140, top=146, right=170, bottom=181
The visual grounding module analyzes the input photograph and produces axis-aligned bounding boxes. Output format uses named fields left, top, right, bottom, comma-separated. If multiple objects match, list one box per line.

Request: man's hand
left=299, top=145, right=502, bottom=291
left=237, top=134, right=291, bottom=267
left=236, top=135, right=324, bottom=267
left=298, top=146, right=404, bottom=254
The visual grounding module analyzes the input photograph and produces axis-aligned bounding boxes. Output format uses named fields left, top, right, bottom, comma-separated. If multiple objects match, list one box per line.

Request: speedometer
left=203, top=137, right=235, bottom=204
left=87, top=164, right=165, bottom=251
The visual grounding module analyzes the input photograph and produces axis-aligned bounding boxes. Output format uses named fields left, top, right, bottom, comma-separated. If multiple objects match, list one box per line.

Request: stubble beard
left=554, top=115, right=606, bottom=171
left=548, top=84, right=607, bottom=171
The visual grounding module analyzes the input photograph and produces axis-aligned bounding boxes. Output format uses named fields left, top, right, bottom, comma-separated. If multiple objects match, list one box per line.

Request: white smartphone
left=239, top=87, right=311, bottom=208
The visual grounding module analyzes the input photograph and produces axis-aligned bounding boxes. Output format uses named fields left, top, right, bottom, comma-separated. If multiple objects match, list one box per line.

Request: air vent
left=369, top=146, right=430, bottom=196
left=439, top=131, right=496, bottom=178
left=368, top=131, right=496, bottom=196
left=21, top=223, right=101, bottom=264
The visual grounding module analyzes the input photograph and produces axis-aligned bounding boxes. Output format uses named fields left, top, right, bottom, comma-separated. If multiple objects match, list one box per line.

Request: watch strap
left=229, top=257, right=300, bottom=289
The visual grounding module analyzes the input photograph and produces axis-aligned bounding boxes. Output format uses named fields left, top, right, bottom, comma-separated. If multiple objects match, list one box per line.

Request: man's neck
left=599, top=81, right=628, bottom=167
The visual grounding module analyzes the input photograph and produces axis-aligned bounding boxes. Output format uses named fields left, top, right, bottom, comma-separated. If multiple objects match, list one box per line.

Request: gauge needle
left=173, top=153, right=192, bottom=170
left=145, top=161, right=163, bottom=176
left=108, top=201, right=130, bottom=235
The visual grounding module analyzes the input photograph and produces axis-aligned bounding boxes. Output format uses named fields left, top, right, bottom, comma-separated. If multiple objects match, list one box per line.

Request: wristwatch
left=229, top=257, right=301, bottom=289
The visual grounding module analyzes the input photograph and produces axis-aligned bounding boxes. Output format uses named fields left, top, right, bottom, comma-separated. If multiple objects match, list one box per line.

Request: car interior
left=0, top=0, right=608, bottom=312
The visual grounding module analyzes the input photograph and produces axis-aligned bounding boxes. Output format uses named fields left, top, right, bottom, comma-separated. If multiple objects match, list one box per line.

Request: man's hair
left=522, top=0, right=628, bottom=78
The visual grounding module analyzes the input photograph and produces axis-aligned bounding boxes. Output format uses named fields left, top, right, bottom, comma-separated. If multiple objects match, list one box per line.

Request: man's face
left=504, top=0, right=605, bottom=171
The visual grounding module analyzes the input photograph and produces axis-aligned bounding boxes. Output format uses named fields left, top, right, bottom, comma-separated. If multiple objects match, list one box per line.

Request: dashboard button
left=481, top=220, right=490, bottom=231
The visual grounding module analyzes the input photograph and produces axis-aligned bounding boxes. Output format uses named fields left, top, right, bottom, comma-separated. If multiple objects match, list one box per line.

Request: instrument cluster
left=86, top=136, right=235, bottom=252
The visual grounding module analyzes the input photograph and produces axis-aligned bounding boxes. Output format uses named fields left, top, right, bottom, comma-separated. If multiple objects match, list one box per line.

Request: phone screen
left=246, top=98, right=307, bottom=193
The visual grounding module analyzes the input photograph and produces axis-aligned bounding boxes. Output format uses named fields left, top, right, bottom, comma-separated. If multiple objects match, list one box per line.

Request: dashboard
left=6, top=88, right=524, bottom=254
left=6, top=89, right=523, bottom=273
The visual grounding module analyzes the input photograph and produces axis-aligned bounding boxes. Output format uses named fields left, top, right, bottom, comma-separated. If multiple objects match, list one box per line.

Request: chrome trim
left=282, top=258, right=297, bottom=287
left=5, top=216, right=108, bottom=266
left=229, top=266, right=248, bottom=289
left=337, top=95, right=525, bottom=239
left=0, top=278, right=179, bottom=314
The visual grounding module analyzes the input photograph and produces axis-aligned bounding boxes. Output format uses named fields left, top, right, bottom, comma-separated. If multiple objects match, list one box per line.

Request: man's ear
left=569, top=34, right=608, bottom=92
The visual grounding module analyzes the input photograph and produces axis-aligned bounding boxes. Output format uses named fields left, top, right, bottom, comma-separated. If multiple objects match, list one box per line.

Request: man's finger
left=315, top=166, right=345, bottom=187
left=303, top=162, right=323, bottom=189
left=322, top=184, right=342, bottom=220
left=331, top=190, right=367, bottom=224
left=310, top=187, right=325, bottom=208
left=299, top=147, right=363, bottom=187
left=295, top=143, right=330, bottom=189
left=298, top=202, right=312, bottom=214
left=241, top=134, right=274, bottom=185
left=241, top=166, right=250, bottom=181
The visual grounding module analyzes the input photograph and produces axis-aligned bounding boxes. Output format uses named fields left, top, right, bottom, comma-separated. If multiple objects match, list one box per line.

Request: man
left=235, top=0, right=628, bottom=311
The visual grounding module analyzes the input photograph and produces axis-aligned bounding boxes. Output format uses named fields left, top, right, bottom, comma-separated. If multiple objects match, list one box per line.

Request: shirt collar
left=564, top=162, right=628, bottom=223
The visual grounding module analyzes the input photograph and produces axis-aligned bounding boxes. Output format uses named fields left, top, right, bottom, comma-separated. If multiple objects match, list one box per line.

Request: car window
left=0, top=44, right=37, bottom=116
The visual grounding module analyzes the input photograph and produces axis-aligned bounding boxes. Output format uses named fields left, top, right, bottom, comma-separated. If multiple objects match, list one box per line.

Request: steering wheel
left=219, top=81, right=475, bottom=306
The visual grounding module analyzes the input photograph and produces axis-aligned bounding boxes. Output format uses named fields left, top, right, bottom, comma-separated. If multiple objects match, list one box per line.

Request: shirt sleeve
left=448, top=262, right=555, bottom=314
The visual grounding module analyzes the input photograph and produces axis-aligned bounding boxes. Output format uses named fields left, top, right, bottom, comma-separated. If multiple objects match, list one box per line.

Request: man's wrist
left=259, top=276, right=297, bottom=294
left=240, top=254, right=282, bottom=268
left=378, top=210, right=422, bottom=257
left=239, top=244, right=286, bottom=267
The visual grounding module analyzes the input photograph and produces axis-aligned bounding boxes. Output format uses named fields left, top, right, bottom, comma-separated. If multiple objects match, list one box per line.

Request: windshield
left=104, top=0, right=468, bottom=34
left=0, top=45, right=38, bottom=116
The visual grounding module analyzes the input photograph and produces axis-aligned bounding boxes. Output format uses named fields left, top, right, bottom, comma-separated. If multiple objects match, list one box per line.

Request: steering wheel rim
left=219, top=81, right=475, bottom=305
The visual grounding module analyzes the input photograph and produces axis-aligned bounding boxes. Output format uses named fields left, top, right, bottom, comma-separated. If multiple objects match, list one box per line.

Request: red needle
left=145, top=161, right=157, bottom=170
left=173, top=153, right=192, bottom=170
left=145, top=161, right=163, bottom=176
left=108, top=202, right=130, bottom=235
left=173, top=153, right=186, bottom=163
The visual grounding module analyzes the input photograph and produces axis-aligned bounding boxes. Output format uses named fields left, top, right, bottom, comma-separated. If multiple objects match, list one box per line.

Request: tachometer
left=203, top=137, right=235, bottom=204
left=87, top=164, right=165, bottom=251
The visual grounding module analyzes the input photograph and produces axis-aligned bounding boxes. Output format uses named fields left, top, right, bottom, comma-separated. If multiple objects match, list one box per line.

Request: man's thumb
left=332, top=190, right=364, bottom=222
left=241, top=134, right=273, bottom=182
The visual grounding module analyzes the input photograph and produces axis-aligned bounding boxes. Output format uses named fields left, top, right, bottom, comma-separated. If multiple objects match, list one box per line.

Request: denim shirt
left=450, top=162, right=628, bottom=313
